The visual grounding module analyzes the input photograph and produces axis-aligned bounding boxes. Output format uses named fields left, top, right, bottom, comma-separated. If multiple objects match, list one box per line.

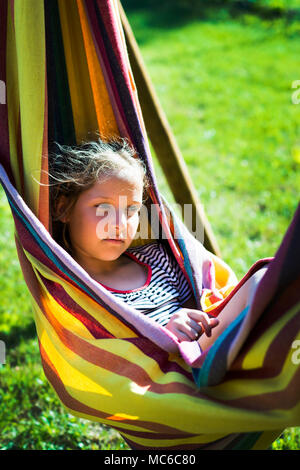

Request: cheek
left=95, top=214, right=111, bottom=239
left=69, top=210, right=96, bottom=240
left=127, top=214, right=140, bottom=236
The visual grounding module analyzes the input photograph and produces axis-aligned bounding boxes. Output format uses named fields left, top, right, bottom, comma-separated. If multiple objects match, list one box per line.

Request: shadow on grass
left=0, top=322, right=37, bottom=350
left=121, top=0, right=300, bottom=32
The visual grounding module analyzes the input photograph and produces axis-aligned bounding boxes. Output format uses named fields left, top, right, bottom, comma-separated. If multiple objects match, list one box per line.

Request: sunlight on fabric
left=106, top=412, right=139, bottom=421
left=130, top=382, right=151, bottom=395
left=40, top=330, right=112, bottom=398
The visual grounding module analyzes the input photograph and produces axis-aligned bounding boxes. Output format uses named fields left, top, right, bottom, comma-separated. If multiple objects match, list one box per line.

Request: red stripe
left=231, top=276, right=300, bottom=374
left=0, top=0, right=15, bottom=186
left=14, top=225, right=196, bottom=399
left=125, top=337, right=194, bottom=381
left=82, top=0, right=131, bottom=138
left=122, top=435, right=230, bottom=451
left=207, top=258, right=272, bottom=318
left=39, top=273, right=114, bottom=340
left=224, top=364, right=300, bottom=412
left=94, top=0, right=124, bottom=63
left=41, top=301, right=200, bottom=398
left=39, top=341, right=200, bottom=438
left=11, top=210, right=141, bottom=336
left=94, top=0, right=137, bottom=118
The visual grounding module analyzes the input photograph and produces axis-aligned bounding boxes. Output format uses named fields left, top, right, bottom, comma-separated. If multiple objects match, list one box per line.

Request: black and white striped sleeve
left=158, top=243, right=193, bottom=303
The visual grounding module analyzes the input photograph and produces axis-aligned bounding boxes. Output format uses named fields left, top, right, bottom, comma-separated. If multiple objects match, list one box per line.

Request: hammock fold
left=0, top=0, right=299, bottom=450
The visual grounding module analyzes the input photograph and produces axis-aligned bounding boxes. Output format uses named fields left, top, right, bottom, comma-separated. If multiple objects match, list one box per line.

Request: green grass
left=127, top=7, right=300, bottom=278
left=0, top=3, right=299, bottom=450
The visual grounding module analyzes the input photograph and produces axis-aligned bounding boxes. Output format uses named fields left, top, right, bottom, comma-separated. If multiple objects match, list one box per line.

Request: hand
left=165, top=308, right=219, bottom=342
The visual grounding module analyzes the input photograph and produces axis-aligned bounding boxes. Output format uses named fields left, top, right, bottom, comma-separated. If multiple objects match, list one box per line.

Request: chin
left=98, top=243, right=127, bottom=257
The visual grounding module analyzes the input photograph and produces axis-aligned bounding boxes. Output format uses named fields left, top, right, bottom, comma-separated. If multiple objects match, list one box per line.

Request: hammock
left=0, top=0, right=299, bottom=450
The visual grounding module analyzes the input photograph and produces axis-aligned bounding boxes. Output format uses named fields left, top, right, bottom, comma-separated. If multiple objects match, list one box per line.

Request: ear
left=55, top=195, right=70, bottom=223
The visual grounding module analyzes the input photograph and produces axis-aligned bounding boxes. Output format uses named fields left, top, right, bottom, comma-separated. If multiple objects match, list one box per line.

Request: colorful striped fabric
left=0, top=0, right=299, bottom=450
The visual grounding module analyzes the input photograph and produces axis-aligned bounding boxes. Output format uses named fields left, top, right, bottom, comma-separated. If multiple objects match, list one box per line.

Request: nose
left=96, top=206, right=127, bottom=240
left=112, top=208, right=127, bottom=234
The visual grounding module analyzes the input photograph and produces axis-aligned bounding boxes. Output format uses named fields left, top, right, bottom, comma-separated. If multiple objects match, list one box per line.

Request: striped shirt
left=101, top=241, right=193, bottom=326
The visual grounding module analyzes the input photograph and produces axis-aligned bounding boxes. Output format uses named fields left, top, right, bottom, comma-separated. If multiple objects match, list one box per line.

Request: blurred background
left=0, top=0, right=299, bottom=450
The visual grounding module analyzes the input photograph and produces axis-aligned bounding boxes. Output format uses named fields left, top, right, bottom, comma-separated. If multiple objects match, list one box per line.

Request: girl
left=48, top=137, right=267, bottom=348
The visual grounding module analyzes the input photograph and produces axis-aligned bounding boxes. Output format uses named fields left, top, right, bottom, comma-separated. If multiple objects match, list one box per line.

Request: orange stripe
left=76, top=0, right=119, bottom=138
left=39, top=342, right=199, bottom=438
left=39, top=289, right=199, bottom=397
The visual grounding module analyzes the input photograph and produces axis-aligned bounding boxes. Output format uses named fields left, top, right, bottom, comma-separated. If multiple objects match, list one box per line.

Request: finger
left=187, top=311, right=212, bottom=336
left=209, top=317, right=219, bottom=329
left=186, top=318, right=204, bottom=334
left=178, top=324, right=200, bottom=341
left=188, top=311, right=220, bottom=336
left=187, top=309, right=210, bottom=322
left=176, top=329, right=195, bottom=342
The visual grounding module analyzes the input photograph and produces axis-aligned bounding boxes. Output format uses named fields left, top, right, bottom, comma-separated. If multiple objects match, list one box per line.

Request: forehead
left=83, top=174, right=144, bottom=202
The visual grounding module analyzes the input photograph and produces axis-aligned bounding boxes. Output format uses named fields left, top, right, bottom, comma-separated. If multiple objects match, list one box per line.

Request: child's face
left=62, top=174, right=144, bottom=264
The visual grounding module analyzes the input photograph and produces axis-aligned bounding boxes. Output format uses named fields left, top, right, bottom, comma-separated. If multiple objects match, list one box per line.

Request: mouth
left=104, top=238, right=125, bottom=243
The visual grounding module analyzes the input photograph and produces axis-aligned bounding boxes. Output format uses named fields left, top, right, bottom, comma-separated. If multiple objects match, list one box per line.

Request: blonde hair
left=47, top=137, right=150, bottom=253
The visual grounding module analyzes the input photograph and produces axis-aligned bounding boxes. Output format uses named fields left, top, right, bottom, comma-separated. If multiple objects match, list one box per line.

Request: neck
left=73, top=250, right=127, bottom=277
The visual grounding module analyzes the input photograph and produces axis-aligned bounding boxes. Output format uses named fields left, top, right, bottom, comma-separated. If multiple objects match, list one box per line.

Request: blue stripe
left=193, top=305, right=249, bottom=387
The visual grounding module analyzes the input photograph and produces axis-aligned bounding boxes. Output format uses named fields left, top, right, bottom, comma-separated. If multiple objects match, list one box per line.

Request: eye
left=96, top=203, right=111, bottom=207
left=127, top=205, right=140, bottom=215
left=95, top=203, right=113, bottom=213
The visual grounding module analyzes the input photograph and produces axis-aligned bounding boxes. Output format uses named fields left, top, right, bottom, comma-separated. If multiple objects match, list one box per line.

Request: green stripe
left=232, top=432, right=263, bottom=450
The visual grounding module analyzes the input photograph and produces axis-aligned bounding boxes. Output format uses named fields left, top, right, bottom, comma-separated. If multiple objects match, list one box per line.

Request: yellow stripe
left=57, top=0, right=98, bottom=143
left=23, top=248, right=135, bottom=338
left=33, top=286, right=300, bottom=437
left=6, top=1, right=21, bottom=193
left=118, top=431, right=230, bottom=449
left=211, top=251, right=238, bottom=290
left=24, top=251, right=194, bottom=386
left=33, top=267, right=96, bottom=341
left=252, top=430, right=282, bottom=450
left=242, top=301, right=300, bottom=370
left=200, top=317, right=300, bottom=402
left=22, top=248, right=295, bottom=420
left=34, top=311, right=113, bottom=401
